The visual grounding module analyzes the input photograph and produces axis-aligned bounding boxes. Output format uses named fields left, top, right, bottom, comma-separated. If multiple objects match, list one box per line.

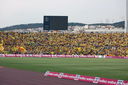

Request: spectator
left=0, top=32, right=128, bottom=57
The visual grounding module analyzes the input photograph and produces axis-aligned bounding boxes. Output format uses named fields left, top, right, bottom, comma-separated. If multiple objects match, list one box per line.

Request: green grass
left=0, top=57, right=128, bottom=80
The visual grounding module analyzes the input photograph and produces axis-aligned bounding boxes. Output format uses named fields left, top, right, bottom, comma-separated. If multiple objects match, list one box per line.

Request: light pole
left=125, top=0, right=128, bottom=32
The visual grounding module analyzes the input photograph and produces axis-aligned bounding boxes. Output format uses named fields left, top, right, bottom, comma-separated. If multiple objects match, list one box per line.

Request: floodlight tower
left=125, top=0, right=128, bottom=32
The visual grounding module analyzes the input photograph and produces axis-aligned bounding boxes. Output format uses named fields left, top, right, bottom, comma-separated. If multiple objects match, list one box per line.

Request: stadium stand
left=0, top=32, right=128, bottom=56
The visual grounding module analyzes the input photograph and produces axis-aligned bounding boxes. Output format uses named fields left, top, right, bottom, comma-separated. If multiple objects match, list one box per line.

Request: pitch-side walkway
left=0, top=66, right=102, bottom=85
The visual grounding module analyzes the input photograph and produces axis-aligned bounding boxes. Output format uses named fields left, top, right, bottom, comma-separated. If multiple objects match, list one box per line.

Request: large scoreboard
left=43, top=16, right=68, bottom=30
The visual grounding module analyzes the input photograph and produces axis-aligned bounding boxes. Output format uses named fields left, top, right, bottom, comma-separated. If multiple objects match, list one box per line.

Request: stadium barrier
left=105, top=56, right=128, bottom=59
left=0, top=54, right=96, bottom=58
left=0, top=54, right=128, bottom=59
left=44, top=71, right=128, bottom=85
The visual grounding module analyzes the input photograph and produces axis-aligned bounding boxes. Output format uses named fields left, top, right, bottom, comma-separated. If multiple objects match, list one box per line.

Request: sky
left=0, top=0, right=126, bottom=28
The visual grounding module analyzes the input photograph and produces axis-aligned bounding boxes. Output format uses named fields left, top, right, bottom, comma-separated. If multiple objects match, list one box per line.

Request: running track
left=0, top=66, right=102, bottom=85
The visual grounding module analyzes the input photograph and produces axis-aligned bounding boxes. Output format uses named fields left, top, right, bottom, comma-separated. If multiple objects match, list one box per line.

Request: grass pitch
left=0, top=57, right=128, bottom=80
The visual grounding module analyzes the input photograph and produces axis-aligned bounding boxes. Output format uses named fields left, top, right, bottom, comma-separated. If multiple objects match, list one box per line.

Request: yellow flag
left=18, top=47, right=27, bottom=53
left=0, top=44, right=4, bottom=52
left=77, top=47, right=82, bottom=52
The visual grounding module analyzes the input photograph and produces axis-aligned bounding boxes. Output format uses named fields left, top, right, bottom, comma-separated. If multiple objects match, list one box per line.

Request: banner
left=0, top=54, right=128, bottom=59
left=105, top=56, right=128, bottom=59
left=5, top=54, right=16, bottom=57
left=44, top=71, right=128, bottom=85
left=0, top=54, right=5, bottom=57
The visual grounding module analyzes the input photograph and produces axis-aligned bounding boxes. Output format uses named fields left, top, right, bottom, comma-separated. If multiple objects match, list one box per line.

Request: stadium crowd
left=0, top=32, right=128, bottom=56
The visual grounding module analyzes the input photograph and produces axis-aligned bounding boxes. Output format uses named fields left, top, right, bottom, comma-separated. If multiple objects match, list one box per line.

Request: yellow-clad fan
left=0, top=39, right=4, bottom=52
left=11, top=46, right=27, bottom=54
left=0, top=44, right=4, bottom=52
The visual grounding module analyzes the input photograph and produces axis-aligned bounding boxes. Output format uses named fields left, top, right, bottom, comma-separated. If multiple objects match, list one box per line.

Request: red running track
left=0, top=67, right=102, bottom=85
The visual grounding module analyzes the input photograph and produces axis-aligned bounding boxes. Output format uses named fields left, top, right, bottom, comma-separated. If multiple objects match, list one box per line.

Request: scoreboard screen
left=43, top=16, right=68, bottom=30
